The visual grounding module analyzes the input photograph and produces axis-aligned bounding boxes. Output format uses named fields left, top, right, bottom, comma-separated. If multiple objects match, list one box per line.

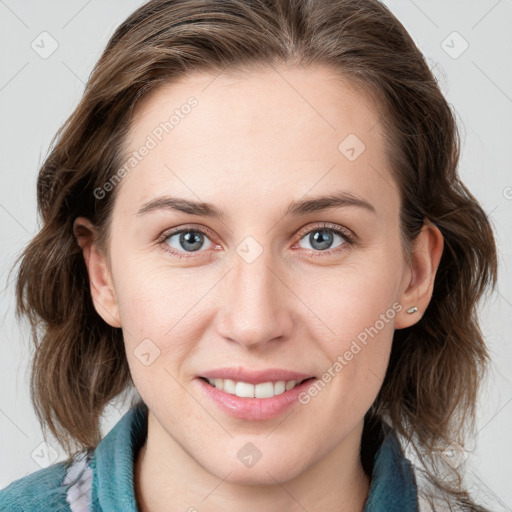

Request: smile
left=196, top=375, right=318, bottom=421
left=201, top=377, right=314, bottom=398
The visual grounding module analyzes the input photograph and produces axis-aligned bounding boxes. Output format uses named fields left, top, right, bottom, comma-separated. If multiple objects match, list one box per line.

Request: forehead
left=115, top=64, right=397, bottom=217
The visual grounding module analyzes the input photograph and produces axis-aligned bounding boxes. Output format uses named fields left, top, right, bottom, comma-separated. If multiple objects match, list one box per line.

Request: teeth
left=206, top=378, right=304, bottom=398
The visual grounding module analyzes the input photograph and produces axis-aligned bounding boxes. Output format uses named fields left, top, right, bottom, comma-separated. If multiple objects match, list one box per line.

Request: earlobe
left=395, top=221, right=444, bottom=329
left=73, top=217, right=122, bottom=328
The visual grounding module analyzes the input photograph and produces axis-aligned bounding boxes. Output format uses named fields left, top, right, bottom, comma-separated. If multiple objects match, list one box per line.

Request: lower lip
left=196, top=377, right=317, bottom=421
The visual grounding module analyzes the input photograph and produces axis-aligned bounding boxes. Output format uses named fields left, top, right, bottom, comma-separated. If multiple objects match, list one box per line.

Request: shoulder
left=0, top=402, right=147, bottom=511
left=0, top=451, right=92, bottom=512
left=365, top=419, right=489, bottom=512
left=0, top=461, right=69, bottom=511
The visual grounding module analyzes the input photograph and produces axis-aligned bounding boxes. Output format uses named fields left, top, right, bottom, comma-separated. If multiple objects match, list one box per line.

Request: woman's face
left=92, top=64, right=417, bottom=483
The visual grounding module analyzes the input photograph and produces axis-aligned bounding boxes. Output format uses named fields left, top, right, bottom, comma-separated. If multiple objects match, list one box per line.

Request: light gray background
left=0, top=0, right=511, bottom=508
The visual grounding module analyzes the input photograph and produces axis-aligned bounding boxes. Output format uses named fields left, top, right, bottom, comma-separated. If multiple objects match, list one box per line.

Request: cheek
left=295, top=255, right=401, bottom=343
left=112, top=253, right=189, bottom=333
left=292, top=257, right=401, bottom=408
left=112, top=258, right=211, bottom=382
left=298, top=303, right=395, bottom=431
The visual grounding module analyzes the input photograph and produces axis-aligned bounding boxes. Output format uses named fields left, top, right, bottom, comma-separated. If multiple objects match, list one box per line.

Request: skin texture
left=74, top=64, right=443, bottom=512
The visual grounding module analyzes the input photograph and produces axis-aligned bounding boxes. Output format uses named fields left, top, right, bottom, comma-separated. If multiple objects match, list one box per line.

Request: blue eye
left=297, top=227, right=347, bottom=252
left=163, top=228, right=214, bottom=254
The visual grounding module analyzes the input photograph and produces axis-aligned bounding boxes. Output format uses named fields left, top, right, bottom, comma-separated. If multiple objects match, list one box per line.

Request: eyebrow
left=285, top=191, right=376, bottom=216
left=135, top=190, right=376, bottom=218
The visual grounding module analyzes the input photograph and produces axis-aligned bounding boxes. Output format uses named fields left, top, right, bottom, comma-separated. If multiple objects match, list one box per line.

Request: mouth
left=198, top=376, right=316, bottom=399
left=196, top=374, right=318, bottom=420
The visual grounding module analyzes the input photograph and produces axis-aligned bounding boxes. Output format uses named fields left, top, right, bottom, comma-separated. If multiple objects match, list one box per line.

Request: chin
left=203, top=452, right=310, bottom=486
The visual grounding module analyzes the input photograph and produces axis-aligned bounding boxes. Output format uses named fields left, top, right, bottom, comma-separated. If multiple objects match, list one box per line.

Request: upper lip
left=199, top=367, right=315, bottom=385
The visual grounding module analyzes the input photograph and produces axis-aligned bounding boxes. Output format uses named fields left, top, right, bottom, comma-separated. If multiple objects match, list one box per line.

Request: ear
left=73, top=217, right=121, bottom=328
left=395, top=221, right=444, bottom=329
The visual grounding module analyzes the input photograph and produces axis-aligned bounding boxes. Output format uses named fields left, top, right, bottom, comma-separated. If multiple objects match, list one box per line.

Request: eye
left=295, top=223, right=354, bottom=255
left=159, top=225, right=215, bottom=257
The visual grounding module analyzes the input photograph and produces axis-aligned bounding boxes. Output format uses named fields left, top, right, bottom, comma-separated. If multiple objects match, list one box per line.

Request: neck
left=134, top=413, right=371, bottom=512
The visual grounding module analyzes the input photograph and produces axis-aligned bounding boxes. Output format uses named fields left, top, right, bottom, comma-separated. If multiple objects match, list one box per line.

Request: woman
left=0, top=0, right=498, bottom=510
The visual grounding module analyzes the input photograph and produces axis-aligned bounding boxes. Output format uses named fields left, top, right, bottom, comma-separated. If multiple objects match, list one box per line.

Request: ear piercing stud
left=406, top=306, right=418, bottom=314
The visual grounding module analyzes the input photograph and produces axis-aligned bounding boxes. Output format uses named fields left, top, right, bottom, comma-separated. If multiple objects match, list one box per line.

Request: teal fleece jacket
left=0, top=402, right=420, bottom=511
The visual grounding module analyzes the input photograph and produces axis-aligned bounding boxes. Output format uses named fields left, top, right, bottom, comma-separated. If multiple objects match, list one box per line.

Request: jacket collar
left=363, top=422, right=419, bottom=511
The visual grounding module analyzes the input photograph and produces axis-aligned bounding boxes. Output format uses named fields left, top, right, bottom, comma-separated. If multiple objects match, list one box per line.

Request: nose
left=215, top=245, right=294, bottom=350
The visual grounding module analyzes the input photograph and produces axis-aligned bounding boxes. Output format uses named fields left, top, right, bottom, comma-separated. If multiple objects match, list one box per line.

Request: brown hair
left=12, top=0, right=497, bottom=508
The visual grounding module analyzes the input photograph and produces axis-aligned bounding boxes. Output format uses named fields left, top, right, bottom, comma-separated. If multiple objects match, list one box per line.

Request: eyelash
left=156, top=222, right=356, bottom=260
